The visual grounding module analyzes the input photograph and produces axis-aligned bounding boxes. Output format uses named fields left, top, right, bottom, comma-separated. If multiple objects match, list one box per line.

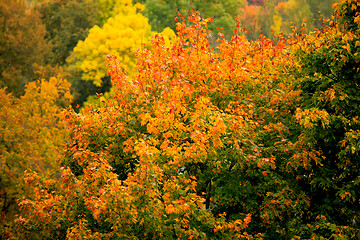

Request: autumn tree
left=13, top=12, right=301, bottom=239
left=67, top=1, right=149, bottom=87
left=0, top=0, right=52, bottom=96
left=66, top=0, right=175, bottom=107
left=0, top=76, right=72, bottom=237
left=15, top=13, right=269, bottom=239
left=12, top=1, right=360, bottom=239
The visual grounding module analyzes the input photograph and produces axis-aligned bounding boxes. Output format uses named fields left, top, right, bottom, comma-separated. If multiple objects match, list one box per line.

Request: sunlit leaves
left=295, top=108, right=330, bottom=129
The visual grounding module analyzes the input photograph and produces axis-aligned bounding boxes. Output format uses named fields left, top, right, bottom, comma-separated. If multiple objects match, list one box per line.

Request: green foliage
left=139, top=0, right=185, bottom=32
left=35, top=0, right=100, bottom=65
left=334, top=0, right=360, bottom=32
left=138, top=0, right=245, bottom=42
left=292, top=0, right=360, bottom=237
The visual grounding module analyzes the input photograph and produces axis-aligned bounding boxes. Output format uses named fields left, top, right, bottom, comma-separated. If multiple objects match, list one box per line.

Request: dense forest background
left=1, top=0, right=360, bottom=239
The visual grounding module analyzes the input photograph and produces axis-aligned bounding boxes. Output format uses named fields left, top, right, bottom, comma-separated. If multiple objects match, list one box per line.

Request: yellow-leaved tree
left=67, top=0, right=176, bottom=87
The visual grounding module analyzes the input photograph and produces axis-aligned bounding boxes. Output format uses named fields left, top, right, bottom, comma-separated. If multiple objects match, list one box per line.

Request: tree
left=0, top=0, right=52, bottom=96
left=237, top=3, right=264, bottom=40
left=34, top=0, right=100, bottom=65
left=136, top=0, right=246, bottom=43
left=138, top=0, right=186, bottom=32
left=0, top=76, right=72, bottom=237
left=15, top=13, right=271, bottom=239
left=13, top=1, right=360, bottom=239
left=14, top=11, right=301, bottom=239
left=273, top=0, right=313, bottom=34
left=289, top=0, right=360, bottom=237
left=237, top=0, right=337, bottom=40
left=66, top=0, right=175, bottom=108
left=66, top=1, right=150, bottom=87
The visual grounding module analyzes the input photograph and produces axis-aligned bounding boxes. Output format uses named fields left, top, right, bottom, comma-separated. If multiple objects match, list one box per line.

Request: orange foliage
left=13, top=2, right=360, bottom=238
left=0, top=76, right=72, bottom=236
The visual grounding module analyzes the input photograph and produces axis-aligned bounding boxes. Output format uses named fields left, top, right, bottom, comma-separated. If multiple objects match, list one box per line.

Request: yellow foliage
left=68, top=0, right=176, bottom=87
left=295, top=108, right=330, bottom=129
left=272, top=14, right=283, bottom=34
left=0, top=76, right=72, bottom=224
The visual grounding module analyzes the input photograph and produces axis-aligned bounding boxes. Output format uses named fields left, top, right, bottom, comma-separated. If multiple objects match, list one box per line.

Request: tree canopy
left=0, top=75, right=72, bottom=236
left=7, top=0, right=360, bottom=238
left=1, top=0, right=359, bottom=239
left=0, top=0, right=52, bottom=96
